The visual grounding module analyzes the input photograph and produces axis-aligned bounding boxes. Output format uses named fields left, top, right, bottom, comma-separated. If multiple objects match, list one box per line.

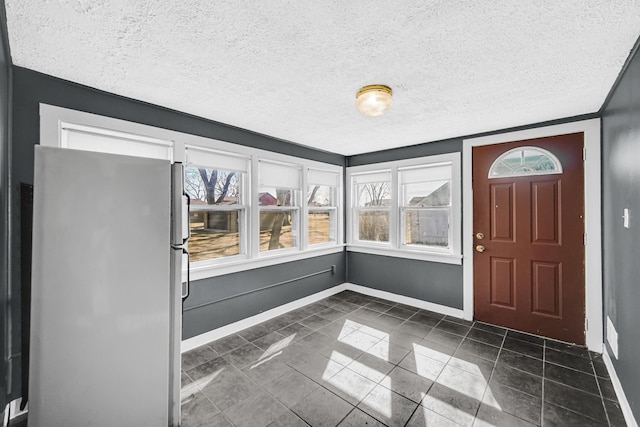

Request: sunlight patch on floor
left=480, top=387, right=502, bottom=411
left=338, top=319, right=362, bottom=338
left=339, top=329, right=382, bottom=352
left=365, top=339, right=390, bottom=362
left=436, top=365, right=488, bottom=400
left=325, top=349, right=356, bottom=366
left=361, top=382, right=393, bottom=419
left=345, top=356, right=387, bottom=383
left=259, top=333, right=295, bottom=362
left=448, top=356, right=486, bottom=377
left=412, top=342, right=451, bottom=363
left=359, top=324, right=390, bottom=340
left=181, top=367, right=225, bottom=397
left=323, top=366, right=380, bottom=405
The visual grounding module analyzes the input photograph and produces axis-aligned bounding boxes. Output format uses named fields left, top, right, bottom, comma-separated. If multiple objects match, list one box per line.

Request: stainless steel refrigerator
left=29, top=146, right=188, bottom=426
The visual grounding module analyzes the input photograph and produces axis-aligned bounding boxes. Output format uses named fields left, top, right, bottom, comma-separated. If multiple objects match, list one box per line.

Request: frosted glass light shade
left=356, top=85, right=393, bottom=117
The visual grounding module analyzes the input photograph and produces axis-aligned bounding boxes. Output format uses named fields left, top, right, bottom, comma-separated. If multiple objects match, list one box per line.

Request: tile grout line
left=454, top=320, right=487, bottom=424
left=400, top=317, right=474, bottom=427
left=186, top=293, right=615, bottom=427
left=260, top=299, right=373, bottom=425
left=590, top=351, right=612, bottom=427
left=541, top=340, right=546, bottom=427
left=374, top=307, right=446, bottom=427
left=474, top=327, right=508, bottom=424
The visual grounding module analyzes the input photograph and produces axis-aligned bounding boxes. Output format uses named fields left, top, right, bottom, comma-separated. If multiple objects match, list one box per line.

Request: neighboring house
left=258, top=192, right=278, bottom=206
left=259, top=192, right=285, bottom=231
left=407, top=182, right=450, bottom=247
left=189, top=193, right=283, bottom=232
left=189, top=197, right=239, bottom=232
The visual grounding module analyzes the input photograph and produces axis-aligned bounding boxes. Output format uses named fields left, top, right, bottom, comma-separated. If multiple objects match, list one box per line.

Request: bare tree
left=307, top=185, right=320, bottom=205
left=360, top=182, right=390, bottom=206
left=198, top=169, right=236, bottom=204
left=358, top=183, right=391, bottom=241
left=184, top=168, right=206, bottom=200
left=268, top=189, right=292, bottom=250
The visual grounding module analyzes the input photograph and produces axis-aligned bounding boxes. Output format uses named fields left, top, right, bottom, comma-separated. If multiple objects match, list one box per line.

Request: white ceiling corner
left=5, top=1, right=640, bottom=155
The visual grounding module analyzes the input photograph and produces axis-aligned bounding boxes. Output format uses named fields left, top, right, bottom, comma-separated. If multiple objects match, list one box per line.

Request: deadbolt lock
left=475, top=245, right=486, bottom=253
left=476, top=232, right=484, bottom=240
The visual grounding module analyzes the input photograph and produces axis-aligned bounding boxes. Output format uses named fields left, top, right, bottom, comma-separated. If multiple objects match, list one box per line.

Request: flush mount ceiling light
left=356, top=85, right=393, bottom=117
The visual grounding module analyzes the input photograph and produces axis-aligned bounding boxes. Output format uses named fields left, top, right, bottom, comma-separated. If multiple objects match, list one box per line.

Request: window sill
left=186, top=245, right=345, bottom=281
left=347, top=244, right=462, bottom=265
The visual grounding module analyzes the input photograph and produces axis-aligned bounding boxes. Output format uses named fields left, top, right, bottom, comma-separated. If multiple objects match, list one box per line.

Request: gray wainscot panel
left=183, top=252, right=346, bottom=339
left=347, top=252, right=463, bottom=310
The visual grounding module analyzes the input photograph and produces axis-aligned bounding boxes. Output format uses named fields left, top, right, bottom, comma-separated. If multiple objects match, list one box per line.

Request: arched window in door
left=488, top=146, right=563, bottom=178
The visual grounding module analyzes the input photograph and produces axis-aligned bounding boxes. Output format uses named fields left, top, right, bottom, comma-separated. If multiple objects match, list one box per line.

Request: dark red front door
left=473, top=133, right=585, bottom=344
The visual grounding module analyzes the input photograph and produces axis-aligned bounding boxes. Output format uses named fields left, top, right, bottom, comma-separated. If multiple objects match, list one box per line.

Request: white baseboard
left=344, top=283, right=465, bottom=318
left=603, top=347, right=638, bottom=427
left=181, top=283, right=346, bottom=352
left=182, top=282, right=466, bottom=352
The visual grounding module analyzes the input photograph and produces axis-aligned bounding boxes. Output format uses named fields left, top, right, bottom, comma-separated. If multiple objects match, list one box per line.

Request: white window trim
left=462, top=118, right=602, bottom=352
left=184, top=159, right=250, bottom=266
left=39, top=104, right=344, bottom=280
left=256, top=159, right=302, bottom=257
left=307, top=167, right=341, bottom=247
left=346, top=152, right=462, bottom=265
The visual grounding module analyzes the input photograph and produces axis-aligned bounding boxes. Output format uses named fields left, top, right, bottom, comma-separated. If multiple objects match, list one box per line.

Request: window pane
left=307, top=185, right=333, bottom=207
left=259, top=188, right=296, bottom=206
left=404, top=180, right=450, bottom=207
left=260, top=210, right=298, bottom=251
left=188, top=210, right=241, bottom=261
left=358, top=211, right=389, bottom=242
left=357, top=183, right=391, bottom=207
left=185, top=167, right=241, bottom=205
left=404, top=208, right=449, bottom=248
left=308, top=211, right=334, bottom=244
left=489, top=146, right=562, bottom=178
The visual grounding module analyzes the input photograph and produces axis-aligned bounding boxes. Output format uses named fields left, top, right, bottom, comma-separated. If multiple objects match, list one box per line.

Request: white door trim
left=462, top=118, right=602, bottom=352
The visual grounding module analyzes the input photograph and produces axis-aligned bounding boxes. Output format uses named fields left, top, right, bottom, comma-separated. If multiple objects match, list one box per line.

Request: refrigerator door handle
left=182, top=248, right=190, bottom=300
left=182, top=192, right=190, bottom=245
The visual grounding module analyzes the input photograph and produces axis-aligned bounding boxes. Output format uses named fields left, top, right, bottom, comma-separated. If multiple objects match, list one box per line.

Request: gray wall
left=10, top=67, right=346, bottom=392
left=184, top=252, right=345, bottom=338
left=346, top=139, right=465, bottom=308
left=347, top=138, right=462, bottom=167
left=602, top=42, right=640, bottom=419
left=0, top=0, right=10, bottom=410
left=347, top=252, right=463, bottom=309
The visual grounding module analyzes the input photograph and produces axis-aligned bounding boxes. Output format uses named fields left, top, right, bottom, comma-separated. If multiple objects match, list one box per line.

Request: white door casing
left=462, top=118, right=602, bottom=352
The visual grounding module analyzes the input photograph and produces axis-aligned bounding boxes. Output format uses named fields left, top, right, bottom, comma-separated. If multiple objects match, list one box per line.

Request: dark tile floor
left=181, top=291, right=626, bottom=427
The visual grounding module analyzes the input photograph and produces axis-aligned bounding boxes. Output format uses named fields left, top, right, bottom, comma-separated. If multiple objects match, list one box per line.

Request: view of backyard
left=185, top=165, right=334, bottom=262
left=188, top=213, right=331, bottom=262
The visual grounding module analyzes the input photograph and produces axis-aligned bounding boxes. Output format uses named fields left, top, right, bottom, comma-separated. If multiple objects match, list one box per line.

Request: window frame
left=346, top=153, right=462, bottom=265
left=398, top=162, right=453, bottom=253
left=351, top=170, right=393, bottom=246
left=257, top=159, right=302, bottom=255
left=39, top=103, right=344, bottom=281
left=184, top=145, right=250, bottom=266
left=306, top=169, right=340, bottom=247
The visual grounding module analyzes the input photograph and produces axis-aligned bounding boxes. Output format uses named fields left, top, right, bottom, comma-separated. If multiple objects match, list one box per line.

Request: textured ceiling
left=5, top=1, right=640, bottom=155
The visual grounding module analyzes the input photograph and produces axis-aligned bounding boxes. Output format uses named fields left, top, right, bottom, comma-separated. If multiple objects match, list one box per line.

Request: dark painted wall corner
left=0, top=0, right=11, bottom=413
left=602, top=35, right=640, bottom=420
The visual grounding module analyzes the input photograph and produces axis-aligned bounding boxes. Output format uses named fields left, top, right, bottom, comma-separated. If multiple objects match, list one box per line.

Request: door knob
left=476, top=232, right=484, bottom=240
left=475, top=245, right=486, bottom=253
